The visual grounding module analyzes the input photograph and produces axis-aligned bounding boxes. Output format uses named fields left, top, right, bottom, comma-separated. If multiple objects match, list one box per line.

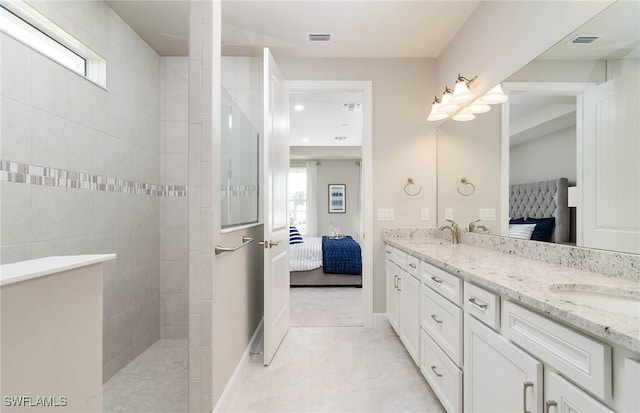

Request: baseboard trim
left=372, top=313, right=391, bottom=330
left=213, top=318, right=264, bottom=413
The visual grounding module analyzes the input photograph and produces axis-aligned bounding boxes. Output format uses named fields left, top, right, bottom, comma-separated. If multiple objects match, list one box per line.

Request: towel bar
left=215, top=236, right=254, bottom=255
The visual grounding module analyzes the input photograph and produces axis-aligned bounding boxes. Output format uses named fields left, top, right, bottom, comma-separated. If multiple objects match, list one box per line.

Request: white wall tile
left=115, top=308, right=134, bottom=355
left=65, top=121, right=99, bottom=174
left=165, top=121, right=189, bottom=154
left=1, top=182, right=31, bottom=245
left=165, top=197, right=188, bottom=229
left=31, top=108, right=67, bottom=169
left=31, top=53, right=67, bottom=118
left=165, top=154, right=189, bottom=185
left=1, top=97, right=32, bottom=163
left=165, top=57, right=189, bottom=90
left=165, top=88, right=189, bottom=121
left=0, top=243, right=31, bottom=265
left=165, top=226, right=189, bottom=262
left=31, top=239, right=66, bottom=259
left=163, top=260, right=188, bottom=293
left=30, top=185, right=68, bottom=242
left=65, top=190, right=95, bottom=239
left=1, top=34, right=32, bottom=105
left=165, top=293, right=188, bottom=325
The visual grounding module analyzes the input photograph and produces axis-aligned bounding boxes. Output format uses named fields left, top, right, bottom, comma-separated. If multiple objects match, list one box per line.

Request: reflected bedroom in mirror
left=437, top=0, right=639, bottom=255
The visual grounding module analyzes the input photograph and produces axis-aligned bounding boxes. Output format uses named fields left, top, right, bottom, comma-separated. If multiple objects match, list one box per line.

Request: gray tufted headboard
left=509, top=178, right=569, bottom=243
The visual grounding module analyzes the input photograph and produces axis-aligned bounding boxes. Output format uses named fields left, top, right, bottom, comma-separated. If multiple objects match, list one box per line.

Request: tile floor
left=290, top=286, right=363, bottom=327
left=103, top=339, right=188, bottom=413
left=102, top=288, right=444, bottom=413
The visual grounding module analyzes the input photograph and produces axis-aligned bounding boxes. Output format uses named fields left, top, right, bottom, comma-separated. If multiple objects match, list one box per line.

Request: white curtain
left=305, top=161, right=318, bottom=237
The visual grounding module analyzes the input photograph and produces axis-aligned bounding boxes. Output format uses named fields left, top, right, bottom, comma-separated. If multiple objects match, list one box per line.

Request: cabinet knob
left=544, top=400, right=557, bottom=413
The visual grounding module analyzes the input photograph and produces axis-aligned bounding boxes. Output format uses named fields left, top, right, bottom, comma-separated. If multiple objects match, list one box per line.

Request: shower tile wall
left=221, top=56, right=263, bottom=135
left=160, top=57, right=189, bottom=339
left=0, top=1, right=165, bottom=382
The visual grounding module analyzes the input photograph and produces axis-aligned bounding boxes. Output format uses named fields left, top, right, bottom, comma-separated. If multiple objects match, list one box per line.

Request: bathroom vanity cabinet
left=384, top=240, right=639, bottom=413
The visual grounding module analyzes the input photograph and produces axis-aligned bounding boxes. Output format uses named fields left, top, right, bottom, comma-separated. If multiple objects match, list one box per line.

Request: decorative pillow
left=509, top=217, right=526, bottom=224
left=289, top=226, right=303, bottom=244
left=508, top=224, right=537, bottom=240
left=524, top=217, right=555, bottom=242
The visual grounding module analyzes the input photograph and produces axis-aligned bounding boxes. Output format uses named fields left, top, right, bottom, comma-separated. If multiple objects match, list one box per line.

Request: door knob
left=258, top=240, right=281, bottom=248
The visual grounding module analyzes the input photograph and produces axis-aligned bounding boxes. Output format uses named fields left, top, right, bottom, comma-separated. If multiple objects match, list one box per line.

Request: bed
left=508, top=177, right=570, bottom=243
left=289, top=235, right=362, bottom=287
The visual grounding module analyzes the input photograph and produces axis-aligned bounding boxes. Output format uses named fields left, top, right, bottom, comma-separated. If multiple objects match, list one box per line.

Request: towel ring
left=404, top=178, right=422, bottom=196
left=457, top=178, right=475, bottom=197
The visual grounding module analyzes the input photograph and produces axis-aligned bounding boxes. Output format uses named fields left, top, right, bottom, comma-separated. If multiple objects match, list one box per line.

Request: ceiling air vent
left=308, top=33, right=331, bottom=42
left=570, top=35, right=599, bottom=44
left=342, top=103, right=362, bottom=112
left=334, top=136, right=347, bottom=141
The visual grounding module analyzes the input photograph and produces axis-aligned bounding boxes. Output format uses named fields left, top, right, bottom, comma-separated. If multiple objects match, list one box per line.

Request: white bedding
left=289, top=237, right=322, bottom=272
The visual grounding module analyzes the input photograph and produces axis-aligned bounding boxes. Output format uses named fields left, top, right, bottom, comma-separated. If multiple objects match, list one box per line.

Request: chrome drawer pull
left=394, top=275, right=398, bottom=289
left=468, top=296, right=488, bottom=310
left=544, top=400, right=557, bottom=413
left=430, top=365, right=443, bottom=378
left=409, top=263, right=417, bottom=268
left=430, top=276, right=443, bottom=284
left=523, top=382, right=533, bottom=413
left=431, top=314, right=443, bottom=324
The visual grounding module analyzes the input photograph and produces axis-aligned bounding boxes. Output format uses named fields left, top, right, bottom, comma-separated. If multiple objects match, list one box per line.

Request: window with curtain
left=288, top=165, right=307, bottom=234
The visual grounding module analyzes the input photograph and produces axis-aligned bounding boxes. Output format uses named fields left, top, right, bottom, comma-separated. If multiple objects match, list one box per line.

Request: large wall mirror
left=437, top=1, right=640, bottom=254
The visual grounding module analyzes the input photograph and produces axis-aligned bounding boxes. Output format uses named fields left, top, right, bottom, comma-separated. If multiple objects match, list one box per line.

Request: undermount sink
left=549, top=284, right=640, bottom=317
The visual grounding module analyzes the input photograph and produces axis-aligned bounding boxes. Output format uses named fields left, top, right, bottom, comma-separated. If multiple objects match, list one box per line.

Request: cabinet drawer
left=406, top=255, right=420, bottom=277
left=464, top=282, right=500, bottom=330
left=421, top=261, right=462, bottom=306
left=385, top=244, right=394, bottom=260
left=390, top=247, right=407, bottom=269
left=421, top=284, right=463, bottom=367
left=421, top=330, right=462, bottom=413
left=502, top=301, right=612, bottom=401
left=545, top=372, right=614, bottom=413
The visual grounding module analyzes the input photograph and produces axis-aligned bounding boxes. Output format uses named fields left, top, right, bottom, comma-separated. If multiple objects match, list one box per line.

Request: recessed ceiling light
left=293, top=104, right=305, bottom=111
left=302, top=137, right=310, bottom=143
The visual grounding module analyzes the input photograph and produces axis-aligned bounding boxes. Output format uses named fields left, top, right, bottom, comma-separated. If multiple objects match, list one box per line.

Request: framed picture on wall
left=328, top=184, right=346, bottom=213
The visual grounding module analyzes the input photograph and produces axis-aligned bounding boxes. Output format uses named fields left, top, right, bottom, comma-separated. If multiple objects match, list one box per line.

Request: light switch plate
left=421, top=208, right=429, bottom=221
left=479, top=208, right=496, bottom=221
left=445, top=208, right=454, bottom=220
left=377, top=208, right=395, bottom=221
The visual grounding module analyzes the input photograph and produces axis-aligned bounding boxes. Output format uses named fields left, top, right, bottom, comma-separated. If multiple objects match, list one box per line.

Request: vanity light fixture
left=480, top=84, right=508, bottom=104
left=451, top=74, right=478, bottom=103
left=427, top=96, right=450, bottom=121
left=452, top=108, right=475, bottom=122
left=437, top=86, right=461, bottom=113
left=466, top=98, right=491, bottom=114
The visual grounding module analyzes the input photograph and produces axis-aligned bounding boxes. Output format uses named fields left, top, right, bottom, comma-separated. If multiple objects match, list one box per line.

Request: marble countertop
left=0, top=254, right=117, bottom=287
left=385, top=236, right=640, bottom=354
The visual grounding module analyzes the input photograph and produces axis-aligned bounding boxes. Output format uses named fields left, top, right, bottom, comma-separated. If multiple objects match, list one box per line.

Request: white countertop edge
left=0, top=254, right=117, bottom=287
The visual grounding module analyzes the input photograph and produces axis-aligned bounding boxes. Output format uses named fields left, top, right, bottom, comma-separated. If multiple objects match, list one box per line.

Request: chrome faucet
left=439, top=219, right=459, bottom=244
left=468, top=219, right=490, bottom=233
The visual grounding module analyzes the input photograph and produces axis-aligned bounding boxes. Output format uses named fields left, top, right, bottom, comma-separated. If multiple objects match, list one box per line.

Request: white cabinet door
left=545, top=372, right=614, bottom=413
left=386, top=260, right=400, bottom=334
left=464, top=314, right=543, bottom=413
left=399, top=270, right=420, bottom=364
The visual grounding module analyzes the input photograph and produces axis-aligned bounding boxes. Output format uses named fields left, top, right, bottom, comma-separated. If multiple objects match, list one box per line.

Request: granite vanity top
left=385, top=236, right=640, bottom=354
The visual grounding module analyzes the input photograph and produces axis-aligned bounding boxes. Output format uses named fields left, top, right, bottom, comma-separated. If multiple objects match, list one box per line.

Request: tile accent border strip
left=0, top=160, right=187, bottom=197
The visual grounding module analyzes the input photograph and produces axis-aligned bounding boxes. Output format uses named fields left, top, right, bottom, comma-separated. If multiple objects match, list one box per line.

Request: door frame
left=286, top=80, right=374, bottom=328
left=500, top=82, right=594, bottom=238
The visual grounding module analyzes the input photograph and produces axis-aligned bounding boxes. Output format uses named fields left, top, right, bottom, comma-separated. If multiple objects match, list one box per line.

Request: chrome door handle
left=258, top=240, right=281, bottom=248
left=431, top=314, right=443, bottom=324
left=468, top=296, right=488, bottom=310
left=430, top=276, right=443, bottom=284
left=430, top=365, right=443, bottom=378
left=544, top=400, right=557, bottom=413
left=523, top=382, right=533, bottom=413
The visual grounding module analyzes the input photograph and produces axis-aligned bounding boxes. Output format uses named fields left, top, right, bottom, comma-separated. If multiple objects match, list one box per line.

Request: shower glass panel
left=221, top=87, right=259, bottom=228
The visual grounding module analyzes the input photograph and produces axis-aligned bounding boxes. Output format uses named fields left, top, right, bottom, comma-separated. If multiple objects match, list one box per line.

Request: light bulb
left=452, top=109, right=475, bottom=122
left=481, top=84, right=508, bottom=104
left=437, top=88, right=461, bottom=113
left=466, top=98, right=491, bottom=114
left=451, top=80, right=474, bottom=104
left=427, top=101, right=449, bottom=121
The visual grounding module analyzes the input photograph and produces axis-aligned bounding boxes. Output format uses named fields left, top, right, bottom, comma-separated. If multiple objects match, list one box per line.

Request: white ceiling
left=289, top=90, right=363, bottom=147
left=221, top=1, right=480, bottom=58
left=105, top=1, right=188, bottom=56
left=105, top=1, right=480, bottom=58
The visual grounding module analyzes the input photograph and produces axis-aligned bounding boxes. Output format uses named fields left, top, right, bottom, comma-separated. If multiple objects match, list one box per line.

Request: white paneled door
left=262, top=48, right=290, bottom=366
left=581, top=70, right=640, bottom=254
